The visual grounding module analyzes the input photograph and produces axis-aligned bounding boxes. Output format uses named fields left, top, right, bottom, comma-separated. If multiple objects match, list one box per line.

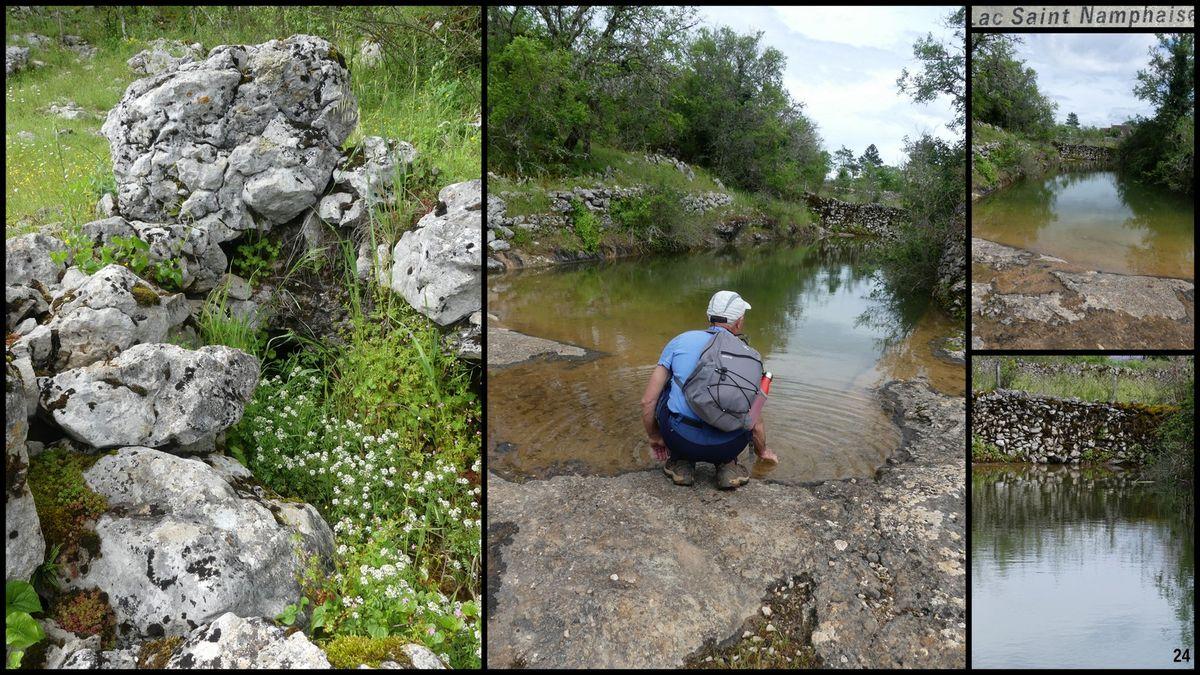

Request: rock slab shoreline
left=486, top=379, right=966, bottom=669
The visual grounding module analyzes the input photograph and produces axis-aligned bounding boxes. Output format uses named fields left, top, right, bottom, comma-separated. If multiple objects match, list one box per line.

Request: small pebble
left=610, top=574, right=619, bottom=582
left=761, top=606, right=772, bottom=617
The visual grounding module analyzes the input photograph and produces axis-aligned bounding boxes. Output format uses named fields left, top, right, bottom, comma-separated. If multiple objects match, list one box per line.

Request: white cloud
left=1014, top=34, right=1158, bottom=126
left=696, top=6, right=963, bottom=168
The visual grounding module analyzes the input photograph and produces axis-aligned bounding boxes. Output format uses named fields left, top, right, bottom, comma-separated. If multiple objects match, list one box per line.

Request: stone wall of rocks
left=644, top=153, right=696, bottom=181
left=1054, top=142, right=1115, bottom=163
left=803, top=193, right=907, bottom=237
left=486, top=183, right=735, bottom=260
left=972, top=390, right=1172, bottom=464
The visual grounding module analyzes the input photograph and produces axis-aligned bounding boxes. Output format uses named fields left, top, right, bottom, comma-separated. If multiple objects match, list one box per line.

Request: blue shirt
left=658, top=327, right=732, bottom=419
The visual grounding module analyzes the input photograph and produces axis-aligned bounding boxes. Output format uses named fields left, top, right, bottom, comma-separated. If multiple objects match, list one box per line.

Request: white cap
left=707, top=290, right=751, bottom=323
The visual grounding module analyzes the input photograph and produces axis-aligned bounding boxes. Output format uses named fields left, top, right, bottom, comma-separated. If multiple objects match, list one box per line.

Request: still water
left=487, top=243, right=963, bottom=483
left=972, top=464, right=1195, bottom=669
left=973, top=170, right=1194, bottom=279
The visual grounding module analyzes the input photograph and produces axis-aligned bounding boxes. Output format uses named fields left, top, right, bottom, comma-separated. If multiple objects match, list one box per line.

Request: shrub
left=568, top=198, right=601, bottom=253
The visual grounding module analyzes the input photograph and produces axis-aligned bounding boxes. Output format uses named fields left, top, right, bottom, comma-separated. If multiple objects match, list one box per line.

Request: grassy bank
left=971, top=356, right=1189, bottom=405
left=6, top=6, right=482, bottom=667
left=970, top=123, right=1060, bottom=196
left=491, top=146, right=813, bottom=258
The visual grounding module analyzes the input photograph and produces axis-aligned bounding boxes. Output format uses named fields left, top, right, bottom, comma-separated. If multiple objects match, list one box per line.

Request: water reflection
left=974, top=170, right=1194, bottom=279
left=488, top=243, right=962, bottom=482
left=972, top=464, right=1194, bottom=669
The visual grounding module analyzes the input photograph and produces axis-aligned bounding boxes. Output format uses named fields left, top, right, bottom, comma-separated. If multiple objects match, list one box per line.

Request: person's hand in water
left=649, top=433, right=669, bottom=462
left=756, top=446, right=779, bottom=464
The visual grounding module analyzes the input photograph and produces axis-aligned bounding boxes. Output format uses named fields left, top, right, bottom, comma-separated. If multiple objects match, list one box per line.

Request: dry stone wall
left=1053, top=142, right=1115, bottom=163
left=972, top=389, right=1172, bottom=464
left=803, top=193, right=906, bottom=238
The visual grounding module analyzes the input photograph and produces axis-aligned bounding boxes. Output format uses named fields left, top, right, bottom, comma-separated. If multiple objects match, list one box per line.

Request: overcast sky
left=695, top=6, right=961, bottom=167
left=1011, top=34, right=1158, bottom=127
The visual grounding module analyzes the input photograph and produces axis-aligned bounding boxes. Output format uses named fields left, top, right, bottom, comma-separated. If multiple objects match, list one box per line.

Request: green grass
left=972, top=357, right=1187, bottom=405
left=5, top=6, right=480, bottom=237
left=8, top=7, right=482, bottom=668
left=490, top=145, right=815, bottom=256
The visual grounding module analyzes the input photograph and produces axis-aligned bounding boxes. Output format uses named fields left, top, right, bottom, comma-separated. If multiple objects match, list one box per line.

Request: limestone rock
left=6, top=232, right=67, bottom=290
left=359, top=40, right=383, bottom=68
left=386, top=179, right=481, bottom=325
left=5, top=361, right=45, bottom=582
left=102, top=35, right=358, bottom=242
left=7, top=45, right=30, bottom=76
left=127, top=38, right=204, bottom=76
left=487, top=381, right=965, bottom=669
left=28, top=264, right=190, bottom=371
left=65, top=448, right=333, bottom=641
left=40, top=343, right=258, bottom=449
left=163, top=613, right=332, bottom=668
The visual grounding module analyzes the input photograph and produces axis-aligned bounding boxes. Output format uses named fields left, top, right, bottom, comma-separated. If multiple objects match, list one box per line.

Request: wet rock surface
left=486, top=379, right=965, bottom=669
left=972, top=238, right=1193, bottom=349
left=486, top=324, right=592, bottom=369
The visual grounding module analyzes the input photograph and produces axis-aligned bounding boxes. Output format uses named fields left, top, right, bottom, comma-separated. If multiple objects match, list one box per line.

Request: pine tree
left=860, top=143, right=882, bottom=168
left=1065, top=112, right=1080, bottom=128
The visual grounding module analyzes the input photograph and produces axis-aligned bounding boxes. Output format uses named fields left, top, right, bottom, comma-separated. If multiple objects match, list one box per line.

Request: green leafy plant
left=569, top=198, right=601, bottom=253
left=6, top=580, right=45, bottom=669
left=231, top=233, right=282, bottom=283
left=277, top=597, right=309, bottom=626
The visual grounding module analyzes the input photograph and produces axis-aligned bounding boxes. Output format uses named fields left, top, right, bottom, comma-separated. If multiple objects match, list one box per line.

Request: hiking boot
left=716, top=461, right=750, bottom=490
left=663, top=459, right=696, bottom=486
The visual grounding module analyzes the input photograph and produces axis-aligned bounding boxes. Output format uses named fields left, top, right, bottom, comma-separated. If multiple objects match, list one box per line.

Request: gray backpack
left=675, top=329, right=764, bottom=432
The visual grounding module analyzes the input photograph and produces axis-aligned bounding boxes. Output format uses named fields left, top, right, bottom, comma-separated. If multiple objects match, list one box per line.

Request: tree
left=897, top=7, right=965, bottom=130
left=1065, top=112, right=1080, bottom=128
left=1121, top=33, right=1194, bottom=194
left=1134, top=33, right=1194, bottom=122
left=833, top=146, right=859, bottom=179
left=970, top=32, right=1057, bottom=137
left=860, top=144, right=882, bottom=168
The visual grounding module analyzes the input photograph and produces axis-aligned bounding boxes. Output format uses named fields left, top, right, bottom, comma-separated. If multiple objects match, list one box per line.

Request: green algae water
left=972, top=464, right=1195, bottom=669
left=487, top=243, right=963, bottom=483
left=974, top=170, right=1194, bottom=280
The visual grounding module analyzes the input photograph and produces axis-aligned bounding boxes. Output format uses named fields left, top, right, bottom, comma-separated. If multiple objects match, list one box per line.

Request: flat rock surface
left=486, top=325, right=591, bottom=369
left=972, top=238, right=1193, bottom=349
left=486, top=380, right=965, bottom=669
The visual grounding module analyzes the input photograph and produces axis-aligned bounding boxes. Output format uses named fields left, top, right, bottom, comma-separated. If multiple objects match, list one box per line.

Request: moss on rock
left=136, top=635, right=184, bottom=669
left=321, top=635, right=414, bottom=669
left=27, top=448, right=109, bottom=574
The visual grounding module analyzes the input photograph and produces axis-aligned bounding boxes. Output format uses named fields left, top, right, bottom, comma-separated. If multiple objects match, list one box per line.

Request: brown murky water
left=974, top=170, right=1194, bottom=280
left=488, top=244, right=964, bottom=483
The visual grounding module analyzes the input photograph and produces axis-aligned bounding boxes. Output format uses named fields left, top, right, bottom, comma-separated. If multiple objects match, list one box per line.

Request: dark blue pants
left=656, top=384, right=750, bottom=464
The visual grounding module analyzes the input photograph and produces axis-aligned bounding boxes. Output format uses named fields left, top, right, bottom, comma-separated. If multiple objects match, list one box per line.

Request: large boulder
left=19, top=264, right=190, bottom=372
left=40, top=344, right=258, bottom=449
left=63, top=448, right=333, bottom=641
left=5, top=361, right=45, bottom=582
left=127, top=38, right=204, bottom=76
left=101, top=34, right=358, bottom=243
left=385, top=179, right=481, bottom=325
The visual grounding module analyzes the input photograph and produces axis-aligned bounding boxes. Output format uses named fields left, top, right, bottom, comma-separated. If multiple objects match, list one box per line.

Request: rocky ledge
left=972, top=237, right=1193, bottom=350
left=486, top=379, right=965, bottom=669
